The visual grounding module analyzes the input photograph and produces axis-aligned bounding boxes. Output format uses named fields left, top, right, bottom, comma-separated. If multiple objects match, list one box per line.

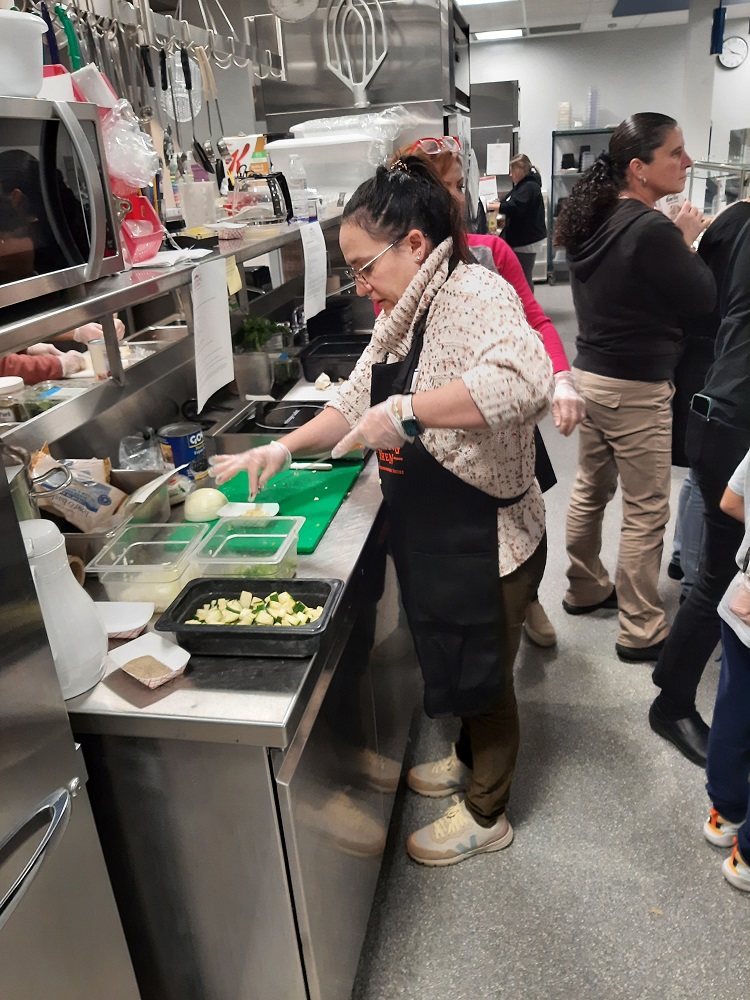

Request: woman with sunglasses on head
left=397, top=136, right=585, bottom=648
left=212, top=156, right=554, bottom=867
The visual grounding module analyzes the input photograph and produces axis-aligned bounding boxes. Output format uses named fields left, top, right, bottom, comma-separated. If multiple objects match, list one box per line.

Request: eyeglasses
left=343, top=238, right=402, bottom=285
left=408, top=136, right=462, bottom=156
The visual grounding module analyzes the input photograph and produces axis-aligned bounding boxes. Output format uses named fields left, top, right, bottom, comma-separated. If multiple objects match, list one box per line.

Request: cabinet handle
left=53, top=101, right=107, bottom=283
left=0, top=788, right=71, bottom=931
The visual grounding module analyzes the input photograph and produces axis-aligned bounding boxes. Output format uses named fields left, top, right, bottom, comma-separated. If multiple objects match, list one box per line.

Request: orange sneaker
left=722, top=844, right=750, bottom=893
left=704, top=807, right=742, bottom=848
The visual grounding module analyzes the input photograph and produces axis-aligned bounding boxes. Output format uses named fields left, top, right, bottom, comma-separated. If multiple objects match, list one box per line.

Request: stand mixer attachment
left=323, top=0, right=388, bottom=109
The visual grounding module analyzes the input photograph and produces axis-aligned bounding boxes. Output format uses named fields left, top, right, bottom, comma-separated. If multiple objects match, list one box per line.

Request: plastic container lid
left=194, top=516, right=304, bottom=573
left=0, top=376, right=24, bottom=395
left=85, top=522, right=209, bottom=581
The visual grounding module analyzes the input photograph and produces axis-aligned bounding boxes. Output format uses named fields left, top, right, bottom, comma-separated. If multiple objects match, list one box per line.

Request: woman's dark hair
left=554, top=112, right=678, bottom=251
left=342, top=156, right=471, bottom=264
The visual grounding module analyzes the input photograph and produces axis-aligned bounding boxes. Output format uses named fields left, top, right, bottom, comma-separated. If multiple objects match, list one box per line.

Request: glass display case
left=687, top=160, right=750, bottom=216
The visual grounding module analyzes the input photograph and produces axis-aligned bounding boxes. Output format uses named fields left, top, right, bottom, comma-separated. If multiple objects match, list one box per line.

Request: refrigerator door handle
left=0, top=787, right=72, bottom=932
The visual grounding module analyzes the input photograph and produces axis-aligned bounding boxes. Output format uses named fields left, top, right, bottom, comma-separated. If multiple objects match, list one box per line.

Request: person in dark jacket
left=498, top=154, right=547, bottom=288
left=650, top=213, right=750, bottom=765
left=555, top=112, right=715, bottom=662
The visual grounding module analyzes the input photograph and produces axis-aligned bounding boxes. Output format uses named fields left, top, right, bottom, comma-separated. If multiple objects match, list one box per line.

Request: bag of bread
left=31, top=445, right=128, bottom=532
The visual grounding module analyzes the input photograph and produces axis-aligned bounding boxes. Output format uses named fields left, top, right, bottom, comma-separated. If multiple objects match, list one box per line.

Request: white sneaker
left=722, top=844, right=750, bottom=892
left=406, top=796, right=513, bottom=867
left=704, top=807, right=742, bottom=848
left=406, top=744, right=470, bottom=798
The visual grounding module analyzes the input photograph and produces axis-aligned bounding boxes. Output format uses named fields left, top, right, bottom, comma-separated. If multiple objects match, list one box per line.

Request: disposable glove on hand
left=59, top=351, right=87, bottom=376
left=552, top=371, right=585, bottom=436
left=26, top=343, right=62, bottom=357
left=211, top=440, right=292, bottom=498
left=73, top=316, right=125, bottom=343
left=331, top=396, right=410, bottom=459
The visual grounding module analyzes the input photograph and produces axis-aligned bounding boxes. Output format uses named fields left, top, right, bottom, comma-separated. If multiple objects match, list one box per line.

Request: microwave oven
left=0, top=97, right=124, bottom=310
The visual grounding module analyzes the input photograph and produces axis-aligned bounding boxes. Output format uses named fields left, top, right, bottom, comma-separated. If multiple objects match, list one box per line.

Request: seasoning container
left=0, top=376, right=29, bottom=423
left=87, top=338, right=111, bottom=381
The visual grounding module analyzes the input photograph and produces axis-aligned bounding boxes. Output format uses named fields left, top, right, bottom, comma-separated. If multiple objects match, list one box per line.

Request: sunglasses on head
left=408, top=136, right=462, bottom=156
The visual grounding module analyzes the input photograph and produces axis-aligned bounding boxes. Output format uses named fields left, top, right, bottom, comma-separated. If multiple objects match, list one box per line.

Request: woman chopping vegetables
left=212, top=157, right=553, bottom=867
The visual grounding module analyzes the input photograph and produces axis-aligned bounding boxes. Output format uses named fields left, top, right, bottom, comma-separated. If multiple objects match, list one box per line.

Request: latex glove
left=211, top=440, right=292, bottom=498
left=59, top=351, right=87, bottom=376
left=552, top=371, right=585, bottom=436
left=25, top=343, right=64, bottom=356
left=331, top=396, right=410, bottom=459
left=73, top=315, right=125, bottom=343
left=674, top=200, right=709, bottom=247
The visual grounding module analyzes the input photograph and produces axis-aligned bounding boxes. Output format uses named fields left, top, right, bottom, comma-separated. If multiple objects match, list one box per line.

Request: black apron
left=371, top=291, right=532, bottom=718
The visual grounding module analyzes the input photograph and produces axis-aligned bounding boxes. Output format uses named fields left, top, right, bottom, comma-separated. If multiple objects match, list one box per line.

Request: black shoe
left=615, top=640, right=664, bottom=662
left=562, top=587, right=618, bottom=616
left=667, top=560, right=684, bottom=581
left=648, top=700, right=709, bottom=767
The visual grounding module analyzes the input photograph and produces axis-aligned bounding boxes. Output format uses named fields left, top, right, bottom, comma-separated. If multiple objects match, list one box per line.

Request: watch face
left=719, top=35, right=749, bottom=69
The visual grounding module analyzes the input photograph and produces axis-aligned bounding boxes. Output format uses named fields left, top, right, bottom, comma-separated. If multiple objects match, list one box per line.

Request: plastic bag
left=102, top=100, right=160, bottom=189
left=119, top=428, right=166, bottom=472
left=289, top=105, right=430, bottom=166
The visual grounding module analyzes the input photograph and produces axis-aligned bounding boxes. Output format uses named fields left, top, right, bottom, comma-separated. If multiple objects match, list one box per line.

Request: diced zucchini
left=222, top=610, right=240, bottom=623
left=255, top=610, right=274, bottom=626
left=206, top=609, right=223, bottom=624
left=226, top=600, right=242, bottom=614
left=185, top=619, right=202, bottom=625
left=240, top=591, right=253, bottom=608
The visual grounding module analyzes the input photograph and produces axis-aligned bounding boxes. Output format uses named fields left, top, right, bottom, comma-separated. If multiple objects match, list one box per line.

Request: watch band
left=400, top=394, right=424, bottom=437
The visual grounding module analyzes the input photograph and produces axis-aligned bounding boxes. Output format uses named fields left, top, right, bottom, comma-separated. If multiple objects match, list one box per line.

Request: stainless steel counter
left=66, top=457, right=383, bottom=748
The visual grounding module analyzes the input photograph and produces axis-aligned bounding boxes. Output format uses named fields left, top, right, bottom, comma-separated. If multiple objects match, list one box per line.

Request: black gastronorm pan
left=155, top=577, right=343, bottom=657
left=298, top=335, right=370, bottom=382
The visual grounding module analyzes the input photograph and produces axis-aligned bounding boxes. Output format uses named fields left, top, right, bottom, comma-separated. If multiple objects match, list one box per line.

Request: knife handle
left=180, top=46, right=192, bottom=92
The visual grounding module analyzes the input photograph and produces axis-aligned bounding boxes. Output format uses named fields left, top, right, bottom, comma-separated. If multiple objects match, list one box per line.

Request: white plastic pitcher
left=20, top=520, right=108, bottom=699
left=0, top=10, right=45, bottom=99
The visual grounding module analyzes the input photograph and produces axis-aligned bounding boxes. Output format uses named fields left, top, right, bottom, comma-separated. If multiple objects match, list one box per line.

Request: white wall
left=471, top=18, right=750, bottom=180
left=471, top=25, right=687, bottom=180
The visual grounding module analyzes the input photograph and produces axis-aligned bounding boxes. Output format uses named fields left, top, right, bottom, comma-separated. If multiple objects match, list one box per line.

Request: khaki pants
left=457, top=536, right=547, bottom=826
left=564, top=370, right=673, bottom=648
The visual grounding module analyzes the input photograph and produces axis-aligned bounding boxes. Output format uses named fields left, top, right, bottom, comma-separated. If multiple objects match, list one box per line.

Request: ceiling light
left=473, top=28, right=524, bottom=40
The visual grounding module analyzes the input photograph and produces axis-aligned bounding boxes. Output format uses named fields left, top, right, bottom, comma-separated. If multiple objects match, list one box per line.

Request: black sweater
left=569, top=200, right=716, bottom=381
left=499, top=172, right=547, bottom=248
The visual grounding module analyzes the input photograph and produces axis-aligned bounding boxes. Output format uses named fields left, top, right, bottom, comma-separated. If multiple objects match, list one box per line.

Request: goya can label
left=158, top=422, right=209, bottom=482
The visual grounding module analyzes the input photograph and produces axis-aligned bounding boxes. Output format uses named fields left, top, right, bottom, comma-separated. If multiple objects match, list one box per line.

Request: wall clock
left=718, top=36, right=749, bottom=69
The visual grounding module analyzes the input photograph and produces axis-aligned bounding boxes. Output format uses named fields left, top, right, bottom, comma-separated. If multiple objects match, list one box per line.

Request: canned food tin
left=87, top=338, right=111, bottom=381
left=158, top=422, right=209, bottom=482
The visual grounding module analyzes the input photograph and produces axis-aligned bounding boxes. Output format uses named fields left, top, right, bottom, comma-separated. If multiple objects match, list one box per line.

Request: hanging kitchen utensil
left=323, top=0, right=388, bottom=109
left=39, top=1, right=61, bottom=65
left=159, top=47, right=202, bottom=122
left=180, top=45, right=214, bottom=174
left=143, top=45, right=177, bottom=220
left=55, top=5, right=82, bottom=70
left=268, top=0, right=319, bottom=22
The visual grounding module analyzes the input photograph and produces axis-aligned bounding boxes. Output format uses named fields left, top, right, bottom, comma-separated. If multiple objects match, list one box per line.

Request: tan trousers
left=457, top=537, right=547, bottom=826
left=564, top=370, right=673, bottom=649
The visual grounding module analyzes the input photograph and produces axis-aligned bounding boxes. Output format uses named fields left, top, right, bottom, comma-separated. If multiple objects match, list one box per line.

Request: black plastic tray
left=155, top=577, right=344, bottom=658
left=298, top=336, right=370, bottom=382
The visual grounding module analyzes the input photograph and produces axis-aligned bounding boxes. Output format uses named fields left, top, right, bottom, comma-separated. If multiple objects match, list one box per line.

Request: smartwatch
left=400, top=394, right=424, bottom=437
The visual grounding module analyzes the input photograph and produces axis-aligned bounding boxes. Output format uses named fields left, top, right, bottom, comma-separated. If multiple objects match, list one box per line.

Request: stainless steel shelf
left=0, top=214, right=343, bottom=356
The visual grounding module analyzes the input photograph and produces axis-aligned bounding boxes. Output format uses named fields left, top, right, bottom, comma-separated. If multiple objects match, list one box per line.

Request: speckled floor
left=351, top=283, right=749, bottom=1000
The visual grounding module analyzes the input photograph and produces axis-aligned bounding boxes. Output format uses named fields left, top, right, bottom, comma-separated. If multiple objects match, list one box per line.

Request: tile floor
left=351, top=282, right=749, bottom=1000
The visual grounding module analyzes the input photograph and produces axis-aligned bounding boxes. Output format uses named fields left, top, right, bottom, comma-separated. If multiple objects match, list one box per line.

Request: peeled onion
left=184, top=488, right=226, bottom=522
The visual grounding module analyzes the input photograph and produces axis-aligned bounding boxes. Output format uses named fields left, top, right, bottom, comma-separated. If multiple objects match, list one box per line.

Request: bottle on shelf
left=288, top=154, right=311, bottom=222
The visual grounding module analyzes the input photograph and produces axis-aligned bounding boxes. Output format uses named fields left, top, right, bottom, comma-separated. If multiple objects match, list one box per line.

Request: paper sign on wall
left=486, top=143, right=511, bottom=176
left=478, top=175, right=499, bottom=208
left=300, top=221, right=328, bottom=321
left=192, top=258, right=235, bottom=412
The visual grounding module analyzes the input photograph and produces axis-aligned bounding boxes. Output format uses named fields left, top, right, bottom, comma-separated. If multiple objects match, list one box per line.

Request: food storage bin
left=155, top=577, right=343, bottom=657
left=84, top=522, right=210, bottom=611
left=193, top=517, right=304, bottom=580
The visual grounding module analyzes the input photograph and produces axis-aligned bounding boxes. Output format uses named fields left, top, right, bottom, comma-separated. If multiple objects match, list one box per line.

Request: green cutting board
left=217, top=460, right=365, bottom=554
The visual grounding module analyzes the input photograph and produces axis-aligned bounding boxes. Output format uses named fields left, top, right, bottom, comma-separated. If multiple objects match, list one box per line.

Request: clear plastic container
left=84, top=522, right=210, bottom=611
left=193, top=516, right=304, bottom=579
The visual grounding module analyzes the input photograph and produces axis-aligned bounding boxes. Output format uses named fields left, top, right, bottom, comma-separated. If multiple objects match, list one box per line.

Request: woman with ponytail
left=556, top=112, right=716, bottom=662
left=213, top=155, right=554, bottom=867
